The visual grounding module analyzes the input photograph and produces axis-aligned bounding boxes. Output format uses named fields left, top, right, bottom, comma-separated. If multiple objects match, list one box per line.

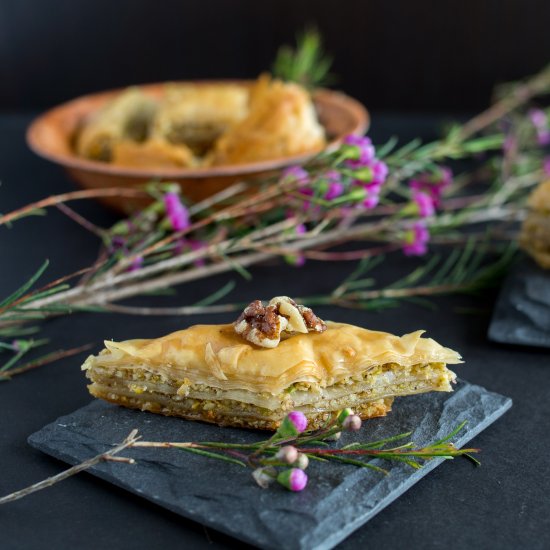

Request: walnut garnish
left=233, top=296, right=327, bottom=348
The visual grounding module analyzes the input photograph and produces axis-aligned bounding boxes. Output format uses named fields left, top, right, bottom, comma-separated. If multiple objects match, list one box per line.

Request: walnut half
left=233, top=296, right=327, bottom=348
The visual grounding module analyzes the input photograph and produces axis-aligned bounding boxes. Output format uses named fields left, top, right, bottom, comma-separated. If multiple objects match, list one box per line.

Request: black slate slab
left=29, top=380, right=511, bottom=550
left=489, top=256, right=550, bottom=348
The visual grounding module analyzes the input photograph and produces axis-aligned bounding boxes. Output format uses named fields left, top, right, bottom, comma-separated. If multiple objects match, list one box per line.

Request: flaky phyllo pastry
left=83, top=297, right=461, bottom=430
left=212, top=75, right=326, bottom=165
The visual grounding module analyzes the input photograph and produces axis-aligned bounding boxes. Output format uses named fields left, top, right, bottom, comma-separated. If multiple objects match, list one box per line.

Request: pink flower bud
left=276, top=445, right=299, bottom=464
left=283, top=166, right=309, bottom=186
left=287, top=411, right=308, bottom=432
left=342, top=415, right=362, bottom=432
left=127, top=256, right=144, bottom=272
left=277, top=411, right=308, bottom=437
left=324, top=181, right=344, bottom=201
left=403, top=222, right=430, bottom=256
left=277, top=468, right=308, bottom=492
left=164, top=192, right=190, bottom=232
left=371, top=160, right=388, bottom=185
left=529, top=108, right=548, bottom=129
left=362, top=194, right=379, bottom=210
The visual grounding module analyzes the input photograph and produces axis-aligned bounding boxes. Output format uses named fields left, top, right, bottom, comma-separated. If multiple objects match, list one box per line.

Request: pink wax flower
left=283, top=166, right=310, bottom=186
left=403, top=222, right=430, bottom=256
left=413, top=191, right=435, bottom=217
left=409, top=167, right=452, bottom=207
left=295, top=223, right=307, bottom=235
left=503, top=134, right=517, bottom=155
left=344, top=134, right=375, bottom=165
left=277, top=468, right=308, bottom=492
left=528, top=109, right=550, bottom=146
left=285, top=253, right=306, bottom=267
left=538, top=129, right=550, bottom=146
left=297, top=186, right=314, bottom=211
left=371, top=159, right=389, bottom=185
left=127, top=256, right=144, bottom=272
left=189, top=239, right=207, bottom=267
left=110, top=236, right=126, bottom=250
left=325, top=181, right=344, bottom=200
left=529, top=108, right=547, bottom=129
left=362, top=194, right=379, bottom=209
left=164, top=192, right=190, bottom=232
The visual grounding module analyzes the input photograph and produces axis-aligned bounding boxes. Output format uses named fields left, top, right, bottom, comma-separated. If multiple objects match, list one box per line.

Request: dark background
left=1, top=0, right=550, bottom=112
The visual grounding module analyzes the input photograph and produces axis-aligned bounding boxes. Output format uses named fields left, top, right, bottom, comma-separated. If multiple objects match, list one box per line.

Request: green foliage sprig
left=272, top=27, right=335, bottom=88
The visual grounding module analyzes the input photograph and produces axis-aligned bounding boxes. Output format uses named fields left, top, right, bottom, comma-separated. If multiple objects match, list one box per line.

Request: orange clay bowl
left=27, top=81, right=369, bottom=214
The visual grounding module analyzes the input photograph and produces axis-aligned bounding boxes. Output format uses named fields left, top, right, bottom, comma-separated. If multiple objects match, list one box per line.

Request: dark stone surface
left=489, top=256, right=550, bottom=349
left=28, top=380, right=511, bottom=550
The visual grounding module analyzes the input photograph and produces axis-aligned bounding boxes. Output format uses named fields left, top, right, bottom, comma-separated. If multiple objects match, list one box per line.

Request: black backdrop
left=1, top=0, right=550, bottom=113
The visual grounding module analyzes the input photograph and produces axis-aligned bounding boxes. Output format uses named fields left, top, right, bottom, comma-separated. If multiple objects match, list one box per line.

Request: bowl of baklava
left=27, top=75, right=369, bottom=212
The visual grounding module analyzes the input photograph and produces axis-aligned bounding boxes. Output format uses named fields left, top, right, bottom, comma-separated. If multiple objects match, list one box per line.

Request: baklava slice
left=76, top=88, right=157, bottom=161
left=151, top=84, right=249, bottom=156
left=82, top=297, right=461, bottom=430
left=211, top=75, right=326, bottom=165
left=112, top=138, right=196, bottom=169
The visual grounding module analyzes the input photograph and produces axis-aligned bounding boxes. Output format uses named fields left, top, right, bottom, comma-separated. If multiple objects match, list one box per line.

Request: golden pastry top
left=83, top=321, right=462, bottom=396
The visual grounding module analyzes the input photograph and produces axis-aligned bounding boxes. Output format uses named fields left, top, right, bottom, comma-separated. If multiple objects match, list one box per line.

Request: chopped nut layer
left=234, top=296, right=326, bottom=348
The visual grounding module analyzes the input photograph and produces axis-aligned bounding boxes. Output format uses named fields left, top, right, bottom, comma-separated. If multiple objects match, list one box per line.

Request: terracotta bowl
left=27, top=81, right=369, bottom=213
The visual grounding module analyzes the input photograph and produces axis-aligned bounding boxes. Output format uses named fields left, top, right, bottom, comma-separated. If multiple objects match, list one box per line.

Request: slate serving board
left=29, top=380, right=511, bottom=550
left=489, top=256, right=550, bottom=348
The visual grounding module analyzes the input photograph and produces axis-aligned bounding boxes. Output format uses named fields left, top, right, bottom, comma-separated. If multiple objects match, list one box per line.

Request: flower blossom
left=402, top=222, right=430, bottom=256
left=409, top=167, right=452, bottom=207
left=323, top=170, right=344, bottom=200
left=340, top=135, right=389, bottom=210
left=412, top=191, right=435, bottom=218
left=282, top=166, right=310, bottom=186
left=290, top=135, right=388, bottom=213
left=344, top=135, right=375, bottom=166
left=529, top=108, right=550, bottom=146
left=127, top=256, right=144, bottom=271
left=175, top=238, right=207, bottom=267
left=164, top=192, right=190, bottom=232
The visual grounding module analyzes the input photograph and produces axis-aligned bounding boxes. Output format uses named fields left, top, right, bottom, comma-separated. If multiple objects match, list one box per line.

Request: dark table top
left=1, top=113, right=548, bottom=550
